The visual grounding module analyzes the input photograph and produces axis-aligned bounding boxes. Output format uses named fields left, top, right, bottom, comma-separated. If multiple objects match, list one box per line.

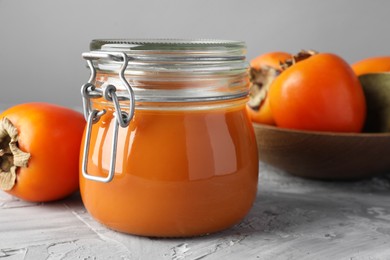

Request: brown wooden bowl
left=254, top=123, right=390, bottom=180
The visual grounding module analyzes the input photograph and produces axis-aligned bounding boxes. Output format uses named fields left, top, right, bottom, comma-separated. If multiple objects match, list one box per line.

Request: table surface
left=1, top=162, right=390, bottom=260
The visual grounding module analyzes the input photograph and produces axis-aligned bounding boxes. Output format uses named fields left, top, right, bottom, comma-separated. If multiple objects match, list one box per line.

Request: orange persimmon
left=352, top=56, right=390, bottom=76
left=250, top=51, right=292, bottom=70
left=246, top=52, right=291, bottom=125
left=268, top=52, right=366, bottom=132
left=0, top=102, right=85, bottom=202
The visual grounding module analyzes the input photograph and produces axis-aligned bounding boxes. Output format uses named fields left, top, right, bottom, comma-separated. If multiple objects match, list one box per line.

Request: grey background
left=0, top=0, right=389, bottom=109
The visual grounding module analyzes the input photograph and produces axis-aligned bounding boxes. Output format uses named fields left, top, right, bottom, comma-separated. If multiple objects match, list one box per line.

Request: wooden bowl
left=254, top=123, right=390, bottom=180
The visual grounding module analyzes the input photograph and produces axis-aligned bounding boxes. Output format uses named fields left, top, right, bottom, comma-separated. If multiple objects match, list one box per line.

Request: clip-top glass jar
left=80, top=39, right=258, bottom=237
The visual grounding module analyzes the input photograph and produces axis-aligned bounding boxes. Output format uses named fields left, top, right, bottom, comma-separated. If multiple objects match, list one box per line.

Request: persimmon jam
left=80, top=100, right=258, bottom=237
left=80, top=39, right=258, bottom=237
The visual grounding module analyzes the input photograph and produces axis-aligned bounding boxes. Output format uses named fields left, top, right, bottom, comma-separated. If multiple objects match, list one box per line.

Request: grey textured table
left=1, top=163, right=390, bottom=260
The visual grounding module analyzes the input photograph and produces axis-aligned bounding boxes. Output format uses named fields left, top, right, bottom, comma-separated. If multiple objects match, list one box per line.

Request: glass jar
left=80, top=39, right=258, bottom=237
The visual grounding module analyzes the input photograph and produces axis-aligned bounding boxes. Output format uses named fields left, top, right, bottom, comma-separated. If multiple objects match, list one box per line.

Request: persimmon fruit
left=0, top=102, right=85, bottom=202
left=246, top=51, right=291, bottom=125
left=250, top=51, right=291, bottom=71
left=268, top=52, right=367, bottom=133
left=352, top=56, right=390, bottom=76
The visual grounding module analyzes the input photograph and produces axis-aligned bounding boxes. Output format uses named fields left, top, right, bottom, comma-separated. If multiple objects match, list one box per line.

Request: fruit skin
left=352, top=56, right=390, bottom=76
left=268, top=53, right=367, bottom=133
left=0, top=102, right=85, bottom=202
left=250, top=51, right=291, bottom=71
left=247, top=52, right=291, bottom=125
left=246, top=97, right=274, bottom=124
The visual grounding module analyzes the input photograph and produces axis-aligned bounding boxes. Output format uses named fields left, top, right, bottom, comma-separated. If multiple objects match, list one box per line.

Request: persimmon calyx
left=247, top=66, right=279, bottom=109
left=0, top=118, right=30, bottom=191
left=280, top=50, right=318, bottom=70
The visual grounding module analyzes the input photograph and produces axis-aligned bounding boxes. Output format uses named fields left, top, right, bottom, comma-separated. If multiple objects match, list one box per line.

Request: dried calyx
left=0, top=118, right=30, bottom=191
left=247, top=66, right=280, bottom=109
left=280, top=50, right=318, bottom=70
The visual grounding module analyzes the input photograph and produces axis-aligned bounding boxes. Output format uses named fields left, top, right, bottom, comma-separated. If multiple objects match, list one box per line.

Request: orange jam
left=80, top=39, right=259, bottom=237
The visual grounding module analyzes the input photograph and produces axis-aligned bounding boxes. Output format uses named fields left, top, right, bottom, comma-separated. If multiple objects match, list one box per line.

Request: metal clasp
left=80, top=51, right=135, bottom=183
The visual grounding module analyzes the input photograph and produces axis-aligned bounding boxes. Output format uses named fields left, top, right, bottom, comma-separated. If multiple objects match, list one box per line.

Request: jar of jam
left=80, top=39, right=258, bottom=237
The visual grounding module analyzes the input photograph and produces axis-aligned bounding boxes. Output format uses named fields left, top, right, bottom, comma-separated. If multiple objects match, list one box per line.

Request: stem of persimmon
left=0, top=118, right=30, bottom=191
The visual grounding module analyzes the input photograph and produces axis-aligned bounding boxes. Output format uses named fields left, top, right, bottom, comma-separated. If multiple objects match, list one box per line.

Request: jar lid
left=88, top=39, right=248, bottom=73
left=83, top=39, right=249, bottom=103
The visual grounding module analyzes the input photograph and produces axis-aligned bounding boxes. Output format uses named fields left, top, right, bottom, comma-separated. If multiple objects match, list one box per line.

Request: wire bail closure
left=80, top=51, right=135, bottom=183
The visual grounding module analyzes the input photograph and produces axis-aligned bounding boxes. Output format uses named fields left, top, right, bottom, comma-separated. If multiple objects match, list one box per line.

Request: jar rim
left=90, top=39, right=246, bottom=58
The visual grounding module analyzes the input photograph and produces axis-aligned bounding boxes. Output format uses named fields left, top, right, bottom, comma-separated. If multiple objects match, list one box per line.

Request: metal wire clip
left=80, top=51, right=135, bottom=183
